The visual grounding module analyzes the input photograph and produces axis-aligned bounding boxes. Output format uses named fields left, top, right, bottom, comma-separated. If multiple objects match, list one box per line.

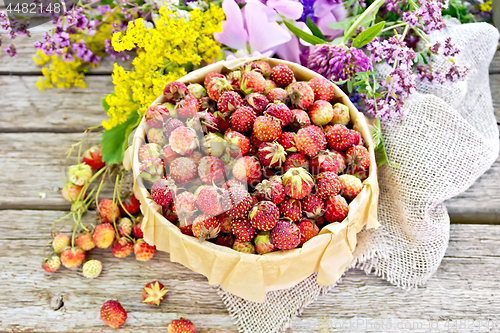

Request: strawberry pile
left=138, top=60, right=370, bottom=254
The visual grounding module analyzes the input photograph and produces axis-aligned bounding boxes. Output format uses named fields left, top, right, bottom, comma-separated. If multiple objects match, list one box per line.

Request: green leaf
left=102, top=97, right=110, bottom=112
left=352, top=21, right=385, bottom=48
left=100, top=111, right=141, bottom=165
left=100, top=0, right=113, bottom=5
left=284, top=21, right=326, bottom=45
left=306, top=17, right=325, bottom=40
left=328, top=16, right=357, bottom=30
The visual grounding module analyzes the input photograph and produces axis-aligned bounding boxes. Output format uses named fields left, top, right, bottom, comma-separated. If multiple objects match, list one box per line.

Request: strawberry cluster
left=138, top=60, right=370, bottom=254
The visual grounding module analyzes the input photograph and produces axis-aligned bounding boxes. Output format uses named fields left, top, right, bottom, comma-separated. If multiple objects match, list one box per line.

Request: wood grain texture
left=490, top=51, right=500, bottom=74
left=0, top=210, right=499, bottom=332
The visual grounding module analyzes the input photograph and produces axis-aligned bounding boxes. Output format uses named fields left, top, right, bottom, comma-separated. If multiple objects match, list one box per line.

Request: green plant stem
left=380, top=21, right=407, bottom=33
left=343, top=0, right=385, bottom=43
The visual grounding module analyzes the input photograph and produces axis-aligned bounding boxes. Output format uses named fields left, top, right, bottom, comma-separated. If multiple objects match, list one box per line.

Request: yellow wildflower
left=479, top=1, right=492, bottom=12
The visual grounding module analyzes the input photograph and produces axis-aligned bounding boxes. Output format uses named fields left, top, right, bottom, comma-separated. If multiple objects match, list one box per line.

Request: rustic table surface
left=0, top=28, right=499, bottom=332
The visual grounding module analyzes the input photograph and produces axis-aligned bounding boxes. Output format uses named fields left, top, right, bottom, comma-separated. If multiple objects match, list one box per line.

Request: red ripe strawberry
left=121, top=194, right=140, bottom=215
left=282, top=167, right=314, bottom=199
left=43, top=255, right=61, bottom=273
left=218, top=212, right=233, bottom=233
left=254, top=231, right=276, bottom=254
left=331, top=103, right=350, bottom=125
left=308, top=77, right=335, bottom=101
left=339, top=174, right=363, bottom=200
left=240, top=71, right=266, bottom=94
left=325, top=124, right=357, bottom=151
left=168, top=318, right=196, bottom=333
left=289, top=109, right=311, bottom=131
left=151, top=178, right=176, bottom=206
left=253, top=116, right=282, bottom=142
left=139, top=157, right=165, bottom=183
left=98, top=198, right=120, bottom=223
left=351, top=130, right=364, bottom=146
left=60, top=247, right=85, bottom=269
left=316, top=171, right=342, bottom=199
left=265, top=102, right=293, bottom=126
left=302, top=194, right=325, bottom=218
left=222, top=186, right=253, bottom=219
left=250, top=132, right=264, bottom=148
left=196, top=185, right=225, bottom=216
left=278, top=132, right=297, bottom=153
left=266, top=88, right=287, bottom=103
left=198, top=156, right=225, bottom=184
left=134, top=239, right=156, bottom=261
left=163, top=118, right=184, bottom=139
left=254, top=178, right=285, bottom=205
left=231, top=218, right=256, bottom=242
left=309, top=150, right=341, bottom=174
left=270, top=64, right=294, bottom=87
left=332, top=150, right=347, bottom=173
left=207, top=76, right=233, bottom=101
left=169, top=126, right=198, bottom=156
left=295, top=125, right=327, bottom=157
left=224, top=129, right=250, bottom=157
left=174, top=191, right=197, bottom=221
left=132, top=218, right=144, bottom=238
left=264, top=79, right=278, bottom=94
left=243, top=93, right=268, bottom=115
left=75, top=231, right=95, bottom=251
left=112, top=237, right=134, bottom=258
left=279, top=198, right=302, bottom=222
left=175, top=96, right=200, bottom=119
left=297, top=219, right=319, bottom=246
left=101, top=300, right=127, bottom=328
left=62, top=182, right=85, bottom=202
left=346, top=145, right=370, bottom=172
left=192, top=214, right=220, bottom=240
left=252, top=61, right=272, bottom=77
left=270, top=220, right=301, bottom=250
left=82, top=146, right=105, bottom=170
left=93, top=223, right=116, bottom=249
left=162, top=145, right=180, bottom=168
left=231, top=106, right=256, bottom=132
left=283, top=152, right=309, bottom=173
left=164, top=81, right=188, bottom=103
left=215, top=233, right=235, bottom=248
left=139, top=143, right=162, bottom=162
left=309, top=100, right=334, bottom=126
left=164, top=208, right=178, bottom=223
left=218, top=91, right=243, bottom=113
left=324, top=195, right=349, bottom=223
left=232, top=239, right=256, bottom=253
left=143, top=281, right=168, bottom=306
left=179, top=218, right=194, bottom=236
left=258, top=142, right=287, bottom=168
left=249, top=201, right=279, bottom=231
left=145, top=104, right=170, bottom=129
left=232, top=156, right=262, bottom=185
left=287, top=82, right=314, bottom=109
left=169, top=157, right=197, bottom=184
left=204, top=72, right=224, bottom=87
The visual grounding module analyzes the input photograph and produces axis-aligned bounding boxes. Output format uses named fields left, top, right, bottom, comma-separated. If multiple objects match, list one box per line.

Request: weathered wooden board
left=0, top=210, right=499, bottom=332
left=490, top=51, right=500, bottom=74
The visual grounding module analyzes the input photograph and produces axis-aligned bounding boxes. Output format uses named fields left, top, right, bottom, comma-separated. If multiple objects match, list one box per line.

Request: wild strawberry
left=93, top=223, right=115, bottom=249
left=75, top=231, right=95, bottom=251
left=253, top=115, right=282, bottom=142
left=240, top=71, right=266, bottom=94
left=265, top=102, right=294, bottom=126
left=309, top=100, right=334, bottom=126
left=316, top=171, right=342, bottom=199
left=117, top=217, right=133, bottom=237
left=250, top=132, right=264, bottom=149
left=279, top=198, right=302, bottom=222
left=169, top=157, right=197, bottom=184
left=82, top=145, right=106, bottom=170
left=139, top=143, right=162, bottom=162
left=232, top=156, right=262, bottom=185
left=309, top=150, right=341, bottom=174
left=187, top=83, right=207, bottom=99
left=243, top=93, right=268, bottom=115
left=101, top=300, right=127, bottom=328
left=224, top=129, right=250, bottom=157
left=204, top=72, right=224, bottom=87
left=134, top=239, right=156, bottom=261
left=197, top=156, right=226, bottom=184
left=346, top=145, right=370, bottom=173
left=325, top=124, right=358, bottom=151
left=218, top=212, right=233, bottom=233
left=223, top=179, right=245, bottom=190
left=249, top=201, right=279, bottom=231
left=270, top=64, right=295, bottom=87
left=163, top=118, right=184, bottom=139
left=294, top=125, right=327, bottom=158
left=112, top=237, right=134, bottom=258
left=264, top=79, right=278, bottom=94
left=196, top=186, right=225, bottom=216
left=287, top=82, right=314, bottom=109
left=258, top=142, right=287, bottom=168
left=143, top=281, right=168, bottom=306
left=283, top=152, right=309, bottom=173
left=62, top=182, right=85, bottom=202
left=43, top=255, right=61, bottom=273
left=175, top=96, right=200, bottom=119
left=232, top=240, right=256, bottom=254
left=254, top=178, right=285, bottom=205
left=289, top=109, right=311, bottom=131
left=52, top=233, right=70, bottom=254
left=215, top=233, right=235, bottom=248
left=207, top=76, right=233, bottom=101
left=98, top=198, right=120, bottom=223
left=82, top=259, right=102, bottom=279
left=173, top=191, right=197, bottom=221
left=151, top=178, right=176, bottom=206
left=132, top=218, right=144, bottom=238
left=147, top=127, right=167, bottom=146
left=218, top=91, right=243, bottom=113
left=308, top=77, right=335, bottom=101
left=121, top=194, right=140, bottom=215
left=230, top=106, right=256, bottom=133
left=145, top=104, right=171, bottom=129
left=302, top=194, right=325, bottom=218
left=277, top=132, right=297, bottom=153
left=60, top=247, right=85, bottom=269
left=297, top=219, right=319, bottom=246
left=222, top=186, right=254, bottom=219
left=266, top=88, right=287, bottom=103
left=252, top=61, right=272, bottom=77
left=164, top=81, right=188, bottom=103
left=270, top=220, right=301, bottom=250
left=282, top=167, right=314, bottom=199
left=339, top=174, right=363, bottom=200
left=168, top=126, right=198, bottom=156
left=231, top=218, right=256, bottom=242
left=179, top=218, right=194, bottom=236
left=139, top=157, right=165, bottom=183
left=324, top=195, right=349, bottom=223
left=199, top=111, right=219, bottom=133
left=164, top=208, right=178, bottom=223
left=227, top=70, right=242, bottom=91
left=332, top=150, right=347, bottom=173
left=330, top=103, right=350, bottom=125
left=168, top=318, right=196, bottom=333
left=192, top=214, right=220, bottom=240
left=68, top=163, right=92, bottom=186
left=202, top=132, right=227, bottom=158
left=254, top=231, right=275, bottom=254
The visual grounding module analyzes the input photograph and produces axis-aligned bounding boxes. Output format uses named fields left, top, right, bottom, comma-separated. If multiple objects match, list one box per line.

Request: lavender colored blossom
left=366, top=35, right=416, bottom=70
left=4, top=44, right=17, bottom=57
left=307, top=44, right=372, bottom=81
left=403, top=0, right=448, bottom=33
left=443, top=37, right=460, bottom=57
